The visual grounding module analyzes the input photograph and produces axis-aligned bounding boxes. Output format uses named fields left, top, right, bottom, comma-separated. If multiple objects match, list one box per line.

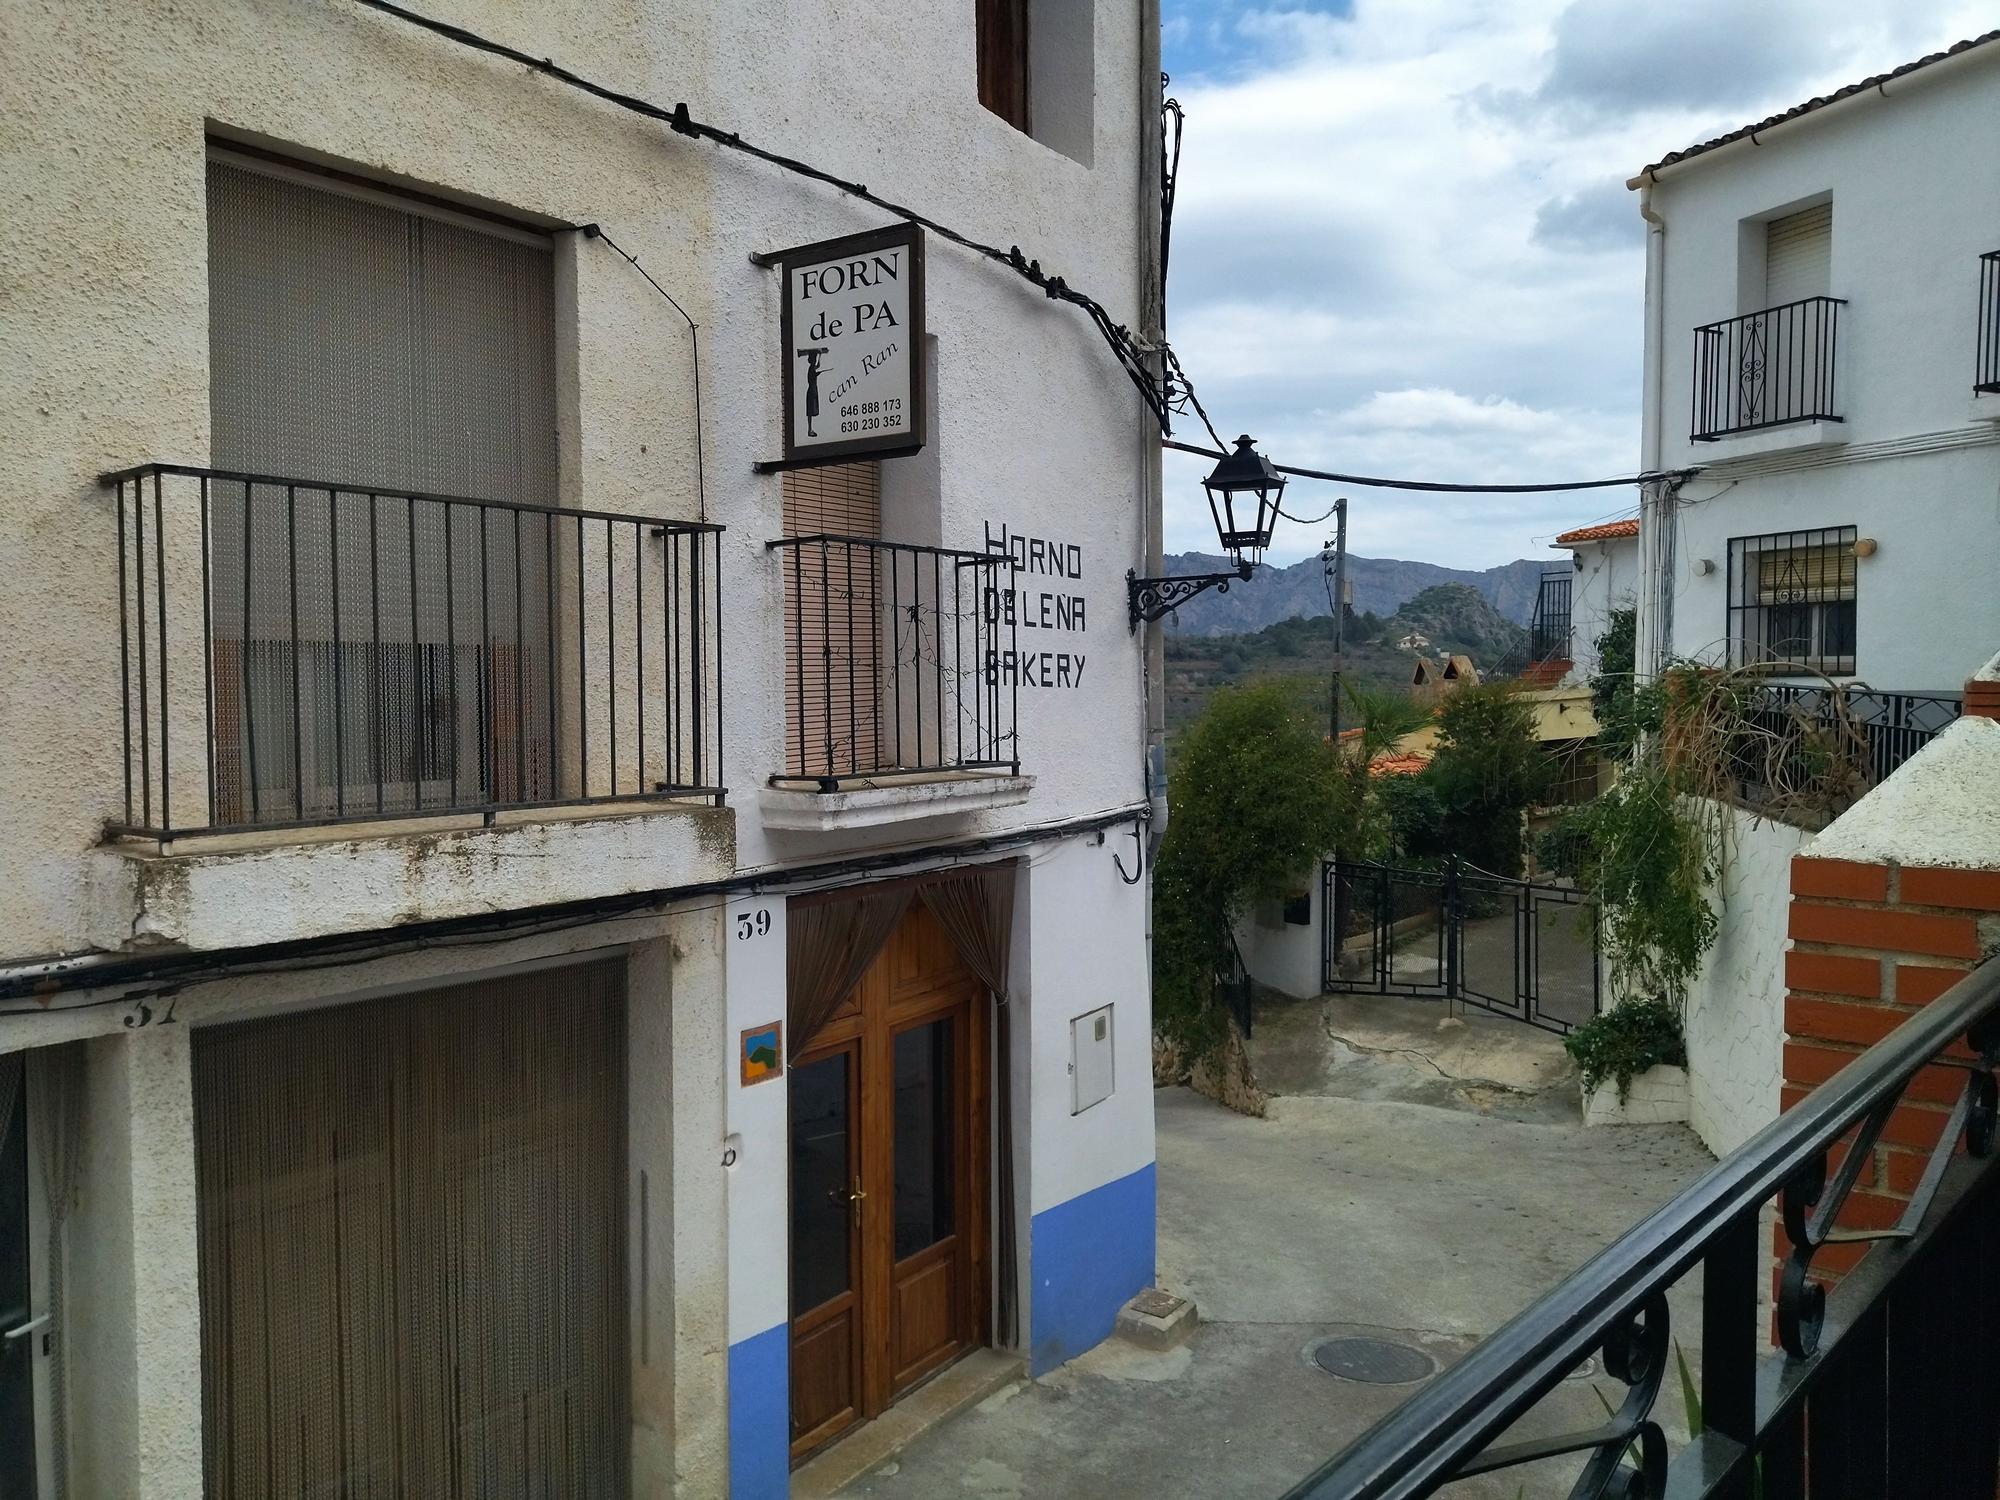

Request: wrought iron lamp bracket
left=1126, top=561, right=1253, bottom=629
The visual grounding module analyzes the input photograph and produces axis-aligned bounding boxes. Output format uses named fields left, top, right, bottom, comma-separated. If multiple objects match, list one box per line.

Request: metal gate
left=1322, top=857, right=1600, bottom=1035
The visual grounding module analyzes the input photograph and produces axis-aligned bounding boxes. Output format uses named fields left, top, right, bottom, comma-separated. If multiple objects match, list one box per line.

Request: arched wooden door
left=788, top=902, right=991, bottom=1463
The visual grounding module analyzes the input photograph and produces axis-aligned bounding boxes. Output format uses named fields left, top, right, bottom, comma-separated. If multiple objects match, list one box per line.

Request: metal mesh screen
left=192, top=960, right=630, bottom=1499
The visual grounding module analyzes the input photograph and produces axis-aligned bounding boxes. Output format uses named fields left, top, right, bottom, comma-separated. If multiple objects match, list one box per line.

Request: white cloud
left=1162, top=0, right=1988, bottom=570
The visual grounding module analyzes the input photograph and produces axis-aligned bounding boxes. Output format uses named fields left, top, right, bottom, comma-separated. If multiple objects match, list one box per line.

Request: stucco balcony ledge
left=1694, top=419, right=1847, bottom=461
left=759, top=772, right=1034, bottom=832
left=89, top=800, right=735, bottom=953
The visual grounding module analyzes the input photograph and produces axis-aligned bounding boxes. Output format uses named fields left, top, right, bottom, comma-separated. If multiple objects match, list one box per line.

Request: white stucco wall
left=0, top=0, right=1157, bottom=962
left=1566, top=535, right=1638, bottom=685
left=1635, top=46, right=2000, bottom=692
left=1682, top=807, right=1811, bottom=1158
left=1235, top=876, right=1324, bottom=1002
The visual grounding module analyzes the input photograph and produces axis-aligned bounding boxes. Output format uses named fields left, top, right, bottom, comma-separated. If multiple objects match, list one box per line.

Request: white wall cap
left=1807, top=714, right=2000, bottom=870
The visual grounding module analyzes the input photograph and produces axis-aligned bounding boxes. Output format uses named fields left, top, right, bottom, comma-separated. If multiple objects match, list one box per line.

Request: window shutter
left=1756, top=543, right=1855, bottom=605
left=1764, top=203, right=1831, bottom=307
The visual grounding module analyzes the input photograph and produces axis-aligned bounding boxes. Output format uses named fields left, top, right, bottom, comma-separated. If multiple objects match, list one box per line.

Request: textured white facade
left=0, top=3, right=1164, bottom=1494
left=1632, top=39, right=2000, bottom=692
left=1630, top=38, right=2000, bottom=1160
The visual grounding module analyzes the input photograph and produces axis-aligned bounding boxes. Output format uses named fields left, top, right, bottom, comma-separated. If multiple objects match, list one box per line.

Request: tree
left=1153, top=681, right=1355, bottom=1055
left=1423, top=682, right=1551, bottom=877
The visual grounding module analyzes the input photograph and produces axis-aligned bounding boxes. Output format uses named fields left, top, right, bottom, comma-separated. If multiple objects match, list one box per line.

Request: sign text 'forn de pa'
left=775, top=223, right=926, bottom=466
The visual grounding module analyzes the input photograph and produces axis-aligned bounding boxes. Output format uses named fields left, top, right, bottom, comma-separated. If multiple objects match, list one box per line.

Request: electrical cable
left=1163, top=438, right=1701, bottom=496
left=349, top=0, right=1171, bottom=431
left=575, top=223, right=707, bottom=521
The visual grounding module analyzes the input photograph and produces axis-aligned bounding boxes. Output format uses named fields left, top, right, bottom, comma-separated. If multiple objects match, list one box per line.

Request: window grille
left=1726, top=526, right=1858, bottom=674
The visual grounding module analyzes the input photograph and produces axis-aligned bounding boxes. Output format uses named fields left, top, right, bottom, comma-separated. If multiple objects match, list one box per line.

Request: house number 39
left=735, top=909, right=773, bottom=940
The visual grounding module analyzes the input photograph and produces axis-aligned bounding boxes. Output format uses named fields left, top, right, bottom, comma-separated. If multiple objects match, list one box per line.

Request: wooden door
left=789, top=903, right=989, bottom=1464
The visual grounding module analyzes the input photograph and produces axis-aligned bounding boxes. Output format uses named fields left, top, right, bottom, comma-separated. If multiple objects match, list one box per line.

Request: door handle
left=3, top=1313, right=50, bottom=1341
left=849, top=1176, right=867, bottom=1229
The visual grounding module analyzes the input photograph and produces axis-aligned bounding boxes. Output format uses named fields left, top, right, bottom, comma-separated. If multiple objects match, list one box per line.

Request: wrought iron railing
left=102, top=463, right=725, bottom=838
left=1978, top=251, right=2000, bottom=394
left=1530, top=570, right=1573, bottom=664
left=767, top=534, right=1019, bottom=789
left=1283, top=954, right=2000, bottom=1498
left=1692, top=296, right=1845, bottom=440
left=1733, top=684, right=1961, bottom=810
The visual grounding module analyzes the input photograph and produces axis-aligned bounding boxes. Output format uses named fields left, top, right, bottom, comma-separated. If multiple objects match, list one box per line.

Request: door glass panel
left=893, top=1018, right=956, bottom=1261
left=790, top=1053, right=853, bottom=1316
left=0, top=1065, right=38, bottom=1499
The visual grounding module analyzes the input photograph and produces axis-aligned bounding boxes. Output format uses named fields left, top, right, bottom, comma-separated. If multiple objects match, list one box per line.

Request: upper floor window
left=1762, top=202, right=1831, bottom=308
left=976, top=0, right=1030, bottom=133
left=975, top=0, right=1093, bottom=165
left=1727, top=527, right=1857, bottom=675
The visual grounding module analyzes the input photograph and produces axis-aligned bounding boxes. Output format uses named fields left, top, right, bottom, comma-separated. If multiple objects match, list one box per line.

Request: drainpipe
left=1633, top=174, right=1674, bottom=676
left=1139, top=0, right=1167, bottom=846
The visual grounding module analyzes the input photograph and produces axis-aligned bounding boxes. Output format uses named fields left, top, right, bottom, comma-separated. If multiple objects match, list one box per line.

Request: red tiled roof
left=1368, top=753, right=1431, bottom=778
left=1637, top=32, right=2000, bottom=179
left=1555, top=518, right=1640, bottom=545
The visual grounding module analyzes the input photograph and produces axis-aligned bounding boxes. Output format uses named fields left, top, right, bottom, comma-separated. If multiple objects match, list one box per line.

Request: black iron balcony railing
left=103, top=463, right=725, bottom=839
left=1530, top=569, right=1573, bottom=664
left=1284, top=954, right=2000, bottom=1499
left=1692, top=296, right=1846, bottom=441
left=768, top=535, right=1020, bottom=790
left=1977, top=252, right=2000, bottom=394
left=1733, top=685, right=1961, bottom=812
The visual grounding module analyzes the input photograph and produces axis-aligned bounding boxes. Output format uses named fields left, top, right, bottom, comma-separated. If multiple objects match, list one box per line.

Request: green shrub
left=1564, top=998, right=1687, bottom=1101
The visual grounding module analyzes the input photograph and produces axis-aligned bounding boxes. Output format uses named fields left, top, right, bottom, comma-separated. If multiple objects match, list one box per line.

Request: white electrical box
left=1069, top=1004, right=1115, bottom=1115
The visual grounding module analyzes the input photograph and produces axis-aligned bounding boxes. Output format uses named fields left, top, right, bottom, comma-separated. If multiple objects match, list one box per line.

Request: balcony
left=1977, top=251, right=2000, bottom=394
left=102, top=463, right=725, bottom=842
left=1529, top=570, right=1573, bottom=667
left=1731, top=684, right=1961, bottom=817
left=1691, top=296, right=1846, bottom=442
left=763, top=534, right=1027, bottom=829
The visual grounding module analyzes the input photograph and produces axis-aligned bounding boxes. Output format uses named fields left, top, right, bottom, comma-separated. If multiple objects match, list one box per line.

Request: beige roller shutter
left=781, top=465, right=884, bottom=778
left=1764, top=203, right=1831, bottom=307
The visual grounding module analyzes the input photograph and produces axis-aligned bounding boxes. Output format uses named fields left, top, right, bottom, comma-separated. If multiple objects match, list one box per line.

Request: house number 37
left=736, top=909, right=773, bottom=941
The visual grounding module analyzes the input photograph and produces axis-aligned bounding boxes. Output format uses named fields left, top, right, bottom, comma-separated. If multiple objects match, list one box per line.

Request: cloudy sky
left=1158, top=0, right=1989, bottom=569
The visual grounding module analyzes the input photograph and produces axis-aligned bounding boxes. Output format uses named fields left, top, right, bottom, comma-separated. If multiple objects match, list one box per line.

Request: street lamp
left=1128, top=435, right=1285, bottom=627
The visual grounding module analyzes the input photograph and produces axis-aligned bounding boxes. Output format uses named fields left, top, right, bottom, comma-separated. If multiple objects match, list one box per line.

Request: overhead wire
left=1163, top=438, right=1700, bottom=496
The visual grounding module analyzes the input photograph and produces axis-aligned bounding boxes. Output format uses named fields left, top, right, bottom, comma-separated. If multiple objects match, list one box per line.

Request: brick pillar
left=1779, top=854, right=2000, bottom=1306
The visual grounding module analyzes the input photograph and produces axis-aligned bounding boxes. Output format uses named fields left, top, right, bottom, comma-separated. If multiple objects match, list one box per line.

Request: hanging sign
left=775, top=222, right=926, bottom=465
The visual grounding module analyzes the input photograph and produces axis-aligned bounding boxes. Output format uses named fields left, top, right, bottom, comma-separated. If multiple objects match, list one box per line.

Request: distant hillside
left=1163, top=581, right=1528, bottom=735
left=1160, top=550, right=1552, bottom=637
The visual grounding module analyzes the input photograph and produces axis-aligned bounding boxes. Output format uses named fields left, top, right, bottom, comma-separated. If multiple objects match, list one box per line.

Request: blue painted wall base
left=1028, top=1161, right=1157, bottom=1376
left=727, top=1322, right=789, bottom=1500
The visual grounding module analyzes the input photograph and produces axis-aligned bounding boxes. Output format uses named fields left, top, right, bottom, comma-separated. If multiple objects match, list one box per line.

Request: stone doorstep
left=1114, top=1287, right=1199, bottom=1352
left=793, top=1347, right=1023, bottom=1499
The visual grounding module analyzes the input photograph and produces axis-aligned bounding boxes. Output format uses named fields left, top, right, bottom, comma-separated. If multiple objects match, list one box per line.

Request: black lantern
left=1127, top=434, right=1289, bottom=628
left=1202, top=434, right=1284, bottom=567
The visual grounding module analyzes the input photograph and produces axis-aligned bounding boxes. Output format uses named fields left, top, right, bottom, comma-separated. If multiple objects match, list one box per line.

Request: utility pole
left=1326, top=497, right=1348, bottom=741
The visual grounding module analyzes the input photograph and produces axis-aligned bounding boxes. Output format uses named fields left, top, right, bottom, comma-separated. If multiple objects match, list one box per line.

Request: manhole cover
left=1309, top=1336, right=1437, bottom=1385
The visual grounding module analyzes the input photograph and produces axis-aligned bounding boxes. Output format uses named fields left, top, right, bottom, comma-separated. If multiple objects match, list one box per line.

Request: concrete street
left=835, top=994, right=1715, bottom=1499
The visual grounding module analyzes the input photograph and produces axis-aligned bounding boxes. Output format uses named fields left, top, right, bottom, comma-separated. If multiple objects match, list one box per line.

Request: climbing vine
left=1153, top=681, right=1355, bottom=1063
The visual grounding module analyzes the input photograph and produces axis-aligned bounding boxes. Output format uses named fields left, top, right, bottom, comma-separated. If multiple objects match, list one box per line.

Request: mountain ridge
left=1161, top=549, right=1555, bottom=636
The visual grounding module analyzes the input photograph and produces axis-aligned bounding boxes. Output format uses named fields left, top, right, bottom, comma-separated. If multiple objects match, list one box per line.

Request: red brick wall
left=1778, top=855, right=1999, bottom=1296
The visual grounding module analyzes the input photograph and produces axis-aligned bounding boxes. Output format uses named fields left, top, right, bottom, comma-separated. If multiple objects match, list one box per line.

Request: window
left=976, top=0, right=1029, bottom=131
left=975, top=0, right=1093, bottom=163
left=1764, top=202, right=1831, bottom=307
left=1727, top=527, right=1858, bottom=674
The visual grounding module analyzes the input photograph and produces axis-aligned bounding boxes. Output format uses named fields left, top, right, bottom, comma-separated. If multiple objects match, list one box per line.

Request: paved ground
left=834, top=994, right=1715, bottom=1500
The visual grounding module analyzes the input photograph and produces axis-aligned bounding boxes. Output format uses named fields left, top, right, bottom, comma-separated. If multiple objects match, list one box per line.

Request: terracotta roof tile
left=1637, top=32, right=2000, bottom=179
left=1368, top=752, right=1432, bottom=778
left=1555, top=518, right=1640, bottom=545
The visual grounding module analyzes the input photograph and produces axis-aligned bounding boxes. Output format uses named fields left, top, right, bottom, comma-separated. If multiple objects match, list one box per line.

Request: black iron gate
left=1322, top=857, right=1600, bottom=1035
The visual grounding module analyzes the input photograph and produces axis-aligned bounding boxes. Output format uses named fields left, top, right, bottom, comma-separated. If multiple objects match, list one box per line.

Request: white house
left=1625, top=31, right=2000, bottom=1154
left=0, top=3, right=1166, bottom=1495
left=1552, top=518, right=1640, bottom=686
